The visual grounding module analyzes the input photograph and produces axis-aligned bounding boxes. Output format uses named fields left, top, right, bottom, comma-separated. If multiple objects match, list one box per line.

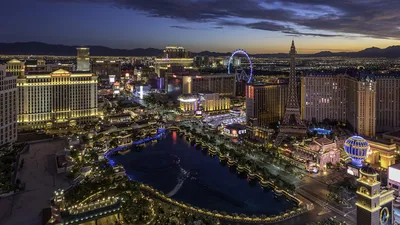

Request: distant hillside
left=0, top=42, right=400, bottom=58
left=0, top=42, right=163, bottom=56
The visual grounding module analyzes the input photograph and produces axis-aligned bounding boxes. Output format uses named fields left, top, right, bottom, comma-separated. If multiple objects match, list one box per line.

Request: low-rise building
left=364, top=137, right=396, bottom=169
left=223, top=124, right=246, bottom=138
left=178, top=94, right=199, bottom=114
left=383, top=130, right=400, bottom=151
left=199, top=92, right=230, bottom=113
left=294, top=137, right=341, bottom=172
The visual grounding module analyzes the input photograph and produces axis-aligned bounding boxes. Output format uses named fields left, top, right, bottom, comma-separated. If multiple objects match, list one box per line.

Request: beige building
left=300, top=74, right=347, bottom=122
left=364, top=138, right=396, bottom=169
left=200, top=93, right=230, bottom=112
left=17, top=69, right=98, bottom=129
left=166, top=72, right=236, bottom=97
left=301, top=74, right=376, bottom=137
left=6, top=59, right=25, bottom=78
left=154, top=47, right=193, bottom=77
left=375, top=75, right=400, bottom=133
left=178, top=94, right=199, bottom=113
left=0, top=65, right=17, bottom=146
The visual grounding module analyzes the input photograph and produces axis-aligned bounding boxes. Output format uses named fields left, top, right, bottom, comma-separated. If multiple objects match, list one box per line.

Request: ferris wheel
left=227, top=49, right=253, bottom=83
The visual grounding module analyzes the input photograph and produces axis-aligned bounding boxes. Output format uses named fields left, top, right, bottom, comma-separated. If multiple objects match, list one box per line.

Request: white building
left=17, top=69, right=98, bottom=129
left=0, top=65, right=17, bottom=146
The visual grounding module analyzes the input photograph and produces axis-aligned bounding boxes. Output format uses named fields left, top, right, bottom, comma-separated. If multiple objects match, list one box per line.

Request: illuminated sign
left=389, top=167, right=400, bottom=183
left=140, top=86, right=144, bottom=100
left=178, top=98, right=197, bottom=103
left=51, top=73, right=70, bottom=77
left=347, top=165, right=359, bottom=177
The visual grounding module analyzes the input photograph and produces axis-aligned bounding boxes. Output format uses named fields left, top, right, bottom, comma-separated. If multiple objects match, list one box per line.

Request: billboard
left=347, top=165, right=359, bottom=177
left=389, top=166, right=400, bottom=183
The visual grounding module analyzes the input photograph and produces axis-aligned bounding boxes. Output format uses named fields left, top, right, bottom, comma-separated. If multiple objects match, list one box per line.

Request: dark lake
left=110, top=131, right=295, bottom=215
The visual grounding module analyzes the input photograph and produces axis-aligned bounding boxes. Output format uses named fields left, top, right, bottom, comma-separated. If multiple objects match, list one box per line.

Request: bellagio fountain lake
left=109, top=131, right=296, bottom=216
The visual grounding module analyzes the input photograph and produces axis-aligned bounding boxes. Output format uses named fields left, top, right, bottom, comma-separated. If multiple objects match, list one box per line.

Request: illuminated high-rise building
left=301, top=73, right=347, bottom=122
left=246, top=82, right=288, bottom=127
left=301, top=73, right=376, bottom=137
left=91, top=60, right=121, bottom=86
left=163, top=46, right=188, bottom=58
left=165, top=71, right=236, bottom=99
left=154, top=47, right=193, bottom=77
left=76, top=47, right=90, bottom=71
left=347, top=75, right=376, bottom=137
left=0, top=64, right=17, bottom=146
left=17, top=69, right=98, bottom=129
left=375, top=75, right=400, bottom=133
left=246, top=81, right=288, bottom=139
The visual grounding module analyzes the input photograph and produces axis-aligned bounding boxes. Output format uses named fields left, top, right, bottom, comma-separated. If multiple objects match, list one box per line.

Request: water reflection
left=111, top=132, right=295, bottom=215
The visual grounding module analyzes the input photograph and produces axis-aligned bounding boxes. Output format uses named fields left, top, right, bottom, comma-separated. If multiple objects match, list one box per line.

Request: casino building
left=154, top=46, right=194, bottom=77
left=165, top=71, right=236, bottom=98
left=293, top=137, right=341, bottom=172
left=16, top=69, right=98, bottom=129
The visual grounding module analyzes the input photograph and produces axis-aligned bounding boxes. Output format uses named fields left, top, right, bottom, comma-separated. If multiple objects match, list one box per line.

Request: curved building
left=344, top=136, right=371, bottom=167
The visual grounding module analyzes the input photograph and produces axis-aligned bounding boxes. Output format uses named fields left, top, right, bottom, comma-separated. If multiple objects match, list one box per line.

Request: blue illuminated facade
left=344, top=136, right=371, bottom=167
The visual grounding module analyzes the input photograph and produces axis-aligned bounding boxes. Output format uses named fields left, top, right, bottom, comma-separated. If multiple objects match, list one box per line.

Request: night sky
left=1, top=0, right=400, bottom=53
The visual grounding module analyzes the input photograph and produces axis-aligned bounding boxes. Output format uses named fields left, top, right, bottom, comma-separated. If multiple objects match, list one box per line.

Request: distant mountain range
left=1, top=42, right=400, bottom=58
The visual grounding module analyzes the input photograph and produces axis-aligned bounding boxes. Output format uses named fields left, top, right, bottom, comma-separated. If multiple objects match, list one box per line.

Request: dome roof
left=361, top=165, right=378, bottom=175
left=344, top=136, right=370, bottom=156
left=344, top=136, right=371, bottom=166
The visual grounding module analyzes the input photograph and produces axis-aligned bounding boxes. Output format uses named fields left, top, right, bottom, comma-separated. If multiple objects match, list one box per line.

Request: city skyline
left=1, top=0, right=400, bottom=54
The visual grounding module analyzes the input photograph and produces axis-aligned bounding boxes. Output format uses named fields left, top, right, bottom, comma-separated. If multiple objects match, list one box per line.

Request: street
left=296, top=170, right=357, bottom=225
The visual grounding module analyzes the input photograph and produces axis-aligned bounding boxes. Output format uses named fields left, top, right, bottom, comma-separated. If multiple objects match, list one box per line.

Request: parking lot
left=0, top=139, right=70, bottom=225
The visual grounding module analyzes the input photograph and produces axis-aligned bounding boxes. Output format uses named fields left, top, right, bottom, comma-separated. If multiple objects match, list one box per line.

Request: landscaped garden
left=0, top=143, right=26, bottom=194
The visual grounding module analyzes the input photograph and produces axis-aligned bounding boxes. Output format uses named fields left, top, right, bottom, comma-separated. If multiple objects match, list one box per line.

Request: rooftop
left=361, top=165, right=378, bottom=175
left=225, top=123, right=246, bottom=130
left=389, top=164, right=400, bottom=170
left=384, top=130, right=400, bottom=138
left=364, top=137, right=395, bottom=145
left=314, top=137, right=334, bottom=145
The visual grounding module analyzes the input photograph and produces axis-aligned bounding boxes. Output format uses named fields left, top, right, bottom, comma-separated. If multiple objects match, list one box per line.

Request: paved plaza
left=0, top=139, right=70, bottom=225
